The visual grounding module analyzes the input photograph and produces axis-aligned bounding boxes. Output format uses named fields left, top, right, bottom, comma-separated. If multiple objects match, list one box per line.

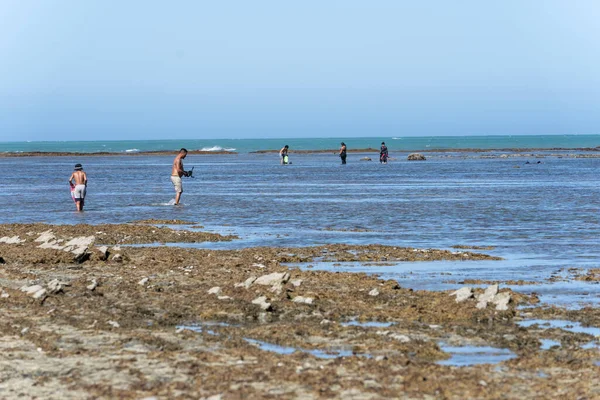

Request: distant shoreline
left=1, top=146, right=599, bottom=157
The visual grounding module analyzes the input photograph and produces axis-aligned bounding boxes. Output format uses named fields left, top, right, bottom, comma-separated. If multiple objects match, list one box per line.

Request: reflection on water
left=438, top=344, right=516, bottom=366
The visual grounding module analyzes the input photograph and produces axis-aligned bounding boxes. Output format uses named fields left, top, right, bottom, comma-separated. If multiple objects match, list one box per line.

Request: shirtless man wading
left=171, top=148, right=188, bottom=205
left=68, top=163, right=87, bottom=212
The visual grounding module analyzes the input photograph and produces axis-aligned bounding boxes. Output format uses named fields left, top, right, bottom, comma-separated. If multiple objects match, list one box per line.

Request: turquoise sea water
left=1, top=135, right=600, bottom=153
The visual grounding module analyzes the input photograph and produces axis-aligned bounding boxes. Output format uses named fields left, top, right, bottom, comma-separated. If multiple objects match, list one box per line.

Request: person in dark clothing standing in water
left=339, top=142, right=347, bottom=164
left=380, top=142, right=389, bottom=164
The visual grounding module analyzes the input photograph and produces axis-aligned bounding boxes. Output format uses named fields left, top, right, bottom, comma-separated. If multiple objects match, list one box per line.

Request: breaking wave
left=200, top=146, right=237, bottom=152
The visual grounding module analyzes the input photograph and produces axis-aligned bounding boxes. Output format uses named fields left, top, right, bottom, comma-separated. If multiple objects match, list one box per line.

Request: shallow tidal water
left=1, top=152, right=599, bottom=311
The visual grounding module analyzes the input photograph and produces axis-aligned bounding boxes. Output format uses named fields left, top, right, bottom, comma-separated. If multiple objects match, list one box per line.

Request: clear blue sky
left=1, top=0, right=599, bottom=141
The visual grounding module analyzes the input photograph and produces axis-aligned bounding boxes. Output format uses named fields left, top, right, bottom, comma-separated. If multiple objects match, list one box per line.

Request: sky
left=0, top=0, right=599, bottom=141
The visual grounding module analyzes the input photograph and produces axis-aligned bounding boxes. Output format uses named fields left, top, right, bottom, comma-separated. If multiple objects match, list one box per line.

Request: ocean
left=1, top=134, right=600, bottom=153
left=1, top=135, right=599, bottom=309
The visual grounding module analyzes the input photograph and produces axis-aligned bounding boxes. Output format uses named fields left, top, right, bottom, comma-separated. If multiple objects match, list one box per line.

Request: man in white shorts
left=68, top=163, right=87, bottom=211
left=171, top=148, right=188, bottom=205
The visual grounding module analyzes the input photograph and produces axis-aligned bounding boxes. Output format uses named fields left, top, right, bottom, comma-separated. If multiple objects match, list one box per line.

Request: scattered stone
left=62, top=236, right=95, bottom=256
left=360, top=157, right=372, bottom=161
left=138, top=277, right=150, bottom=286
left=87, top=279, right=98, bottom=291
left=1, top=290, right=9, bottom=299
left=290, top=279, right=303, bottom=287
left=251, top=296, right=272, bottom=311
left=492, top=292, right=511, bottom=311
left=96, top=245, right=109, bottom=260
left=32, top=288, right=47, bottom=300
left=254, top=272, right=290, bottom=286
left=35, top=231, right=55, bottom=243
left=390, top=334, right=411, bottom=343
left=218, top=296, right=232, bottom=300
left=368, top=288, right=380, bottom=297
left=269, top=283, right=284, bottom=295
left=107, top=320, right=120, bottom=328
left=450, top=287, right=473, bottom=303
left=0, top=236, right=24, bottom=244
left=476, top=284, right=499, bottom=309
left=292, top=296, right=314, bottom=305
left=20, top=284, right=44, bottom=295
left=20, top=327, right=29, bottom=335
left=320, top=319, right=332, bottom=325
left=235, top=276, right=257, bottom=289
left=407, top=153, right=426, bottom=161
left=47, top=279, right=66, bottom=294
left=112, top=254, right=123, bottom=263
left=208, top=286, right=222, bottom=295
left=251, top=263, right=266, bottom=269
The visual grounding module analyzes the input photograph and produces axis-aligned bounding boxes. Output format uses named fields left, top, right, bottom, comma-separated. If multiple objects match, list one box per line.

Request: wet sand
left=0, top=222, right=599, bottom=399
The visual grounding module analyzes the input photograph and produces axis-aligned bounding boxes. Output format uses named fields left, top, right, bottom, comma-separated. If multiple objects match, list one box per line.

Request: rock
left=35, top=230, right=56, bottom=243
left=292, top=296, right=314, bottom=305
left=86, top=279, right=98, bottom=291
left=112, top=254, right=123, bottom=263
left=96, top=246, right=109, bottom=260
left=390, top=334, right=411, bottom=343
left=32, top=288, right=47, bottom=300
left=407, top=153, right=426, bottom=161
left=290, top=279, right=303, bottom=287
left=47, top=279, right=66, bottom=294
left=360, top=157, right=372, bottom=161
left=269, top=283, right=284, bottom=295
left=450, top=287, right=473, bottom=303
left=0, top=236, right=24, bottom=244
left=254, top=272, right=290, bottom=286
left=251, top=296, right=272, bottom=311
left=107, top=320, right=120, bottom=328
left=62, top=236, right=95, bottom=256
left=20, top=284, right=44, bottom=295
left=138, top=277, right=150, bottom=286
left=492, top=292, right=511, bottom=311
left=1, top=290, right=9, bottom=298
left=217, top=296, right=231, bottom=300
left=368, top=288, right=380, bottom=297
left=235, top=276, right=257, bottom=289
left=251, top=263, right=266, bottom=269
left=320, top=319, right=332, bottom=325
left=208, top=286, right=222, bottom=295
left=363, top=379, right=381, bottom=389
left=476, top=284, right=499, bottom=309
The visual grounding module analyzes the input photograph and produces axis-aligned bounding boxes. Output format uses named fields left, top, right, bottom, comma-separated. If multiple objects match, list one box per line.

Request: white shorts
left=171, top=176, right=183, bottom=193
left=73, top=184, right=86, bottom=200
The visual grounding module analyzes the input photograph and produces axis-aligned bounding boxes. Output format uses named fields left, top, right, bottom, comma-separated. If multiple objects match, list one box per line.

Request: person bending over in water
left=69, top=163, right=87, bottom=212
left=171, top=148, right=188, bottom=205
left=339, top=142, right=347, bottom=164
left=380, top=142, right=389, bottom=164
left=280, top=145, right=289, bottom=165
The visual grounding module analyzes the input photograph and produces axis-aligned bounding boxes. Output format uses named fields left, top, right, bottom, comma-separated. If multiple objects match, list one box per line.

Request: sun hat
left=74, top=164, right=83, bottom=170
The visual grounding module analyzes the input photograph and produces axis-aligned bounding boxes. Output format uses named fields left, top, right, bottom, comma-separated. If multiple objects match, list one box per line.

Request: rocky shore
left=1, top=147, right=599, bottom=158
left=0, top=222, right=598, bottom=399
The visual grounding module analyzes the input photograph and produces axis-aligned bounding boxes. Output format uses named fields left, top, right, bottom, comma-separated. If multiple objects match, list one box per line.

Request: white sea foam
left=125, top=148, right=140, bottom=153
left=200, top=146, right=236, bottom=152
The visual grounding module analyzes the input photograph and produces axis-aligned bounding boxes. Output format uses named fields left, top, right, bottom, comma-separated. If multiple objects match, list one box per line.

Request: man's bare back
left=69, top=170, right=87, bottom=185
